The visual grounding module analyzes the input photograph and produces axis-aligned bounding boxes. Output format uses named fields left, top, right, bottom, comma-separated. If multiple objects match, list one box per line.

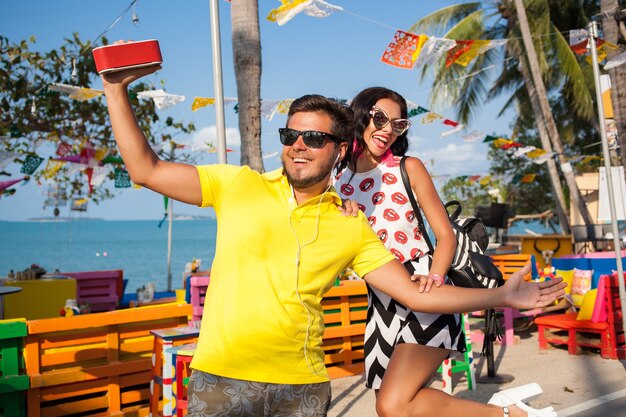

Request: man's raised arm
left=363, top=260, right=567, bottom=314
left=101, top=51, right=201, bottom=206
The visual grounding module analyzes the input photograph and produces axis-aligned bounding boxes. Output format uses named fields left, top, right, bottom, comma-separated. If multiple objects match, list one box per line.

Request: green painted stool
left=438, top=313, right=476, bottom=394
left=0, top=319, right=29, bottom=417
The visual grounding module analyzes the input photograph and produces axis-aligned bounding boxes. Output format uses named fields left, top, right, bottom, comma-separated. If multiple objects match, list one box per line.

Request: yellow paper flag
left=192, top=97, right=215, bottom=111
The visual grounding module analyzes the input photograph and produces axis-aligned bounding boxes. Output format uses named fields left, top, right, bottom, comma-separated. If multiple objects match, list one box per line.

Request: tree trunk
left=601, top=0, right=626, bottom=171
left=231, top=0, right=264, bottom=172
left=513, top=0, right=594, bottom=228
left=518, top=54, right=571, bottom=234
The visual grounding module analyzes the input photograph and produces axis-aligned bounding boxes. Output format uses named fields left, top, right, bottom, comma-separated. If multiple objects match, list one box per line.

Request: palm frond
left=407, top=3, right=482, bottom=36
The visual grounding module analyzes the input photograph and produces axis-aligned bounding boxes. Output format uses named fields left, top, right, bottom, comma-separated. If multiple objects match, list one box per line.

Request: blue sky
left=1, top=0, right=513, bottom=221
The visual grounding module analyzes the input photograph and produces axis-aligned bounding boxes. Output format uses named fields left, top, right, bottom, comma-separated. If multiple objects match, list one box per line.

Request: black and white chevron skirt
left=363, top=255, right=466, bottom=389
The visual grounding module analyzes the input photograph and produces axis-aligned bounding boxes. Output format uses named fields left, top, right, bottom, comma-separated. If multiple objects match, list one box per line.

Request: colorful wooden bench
left=24, top=302, right=191, bottom=417
left=0, top=319, right=29, bottom=417
left=536, top=272, right=625, bottom=359
left=60, top=269, right=124, bottom=312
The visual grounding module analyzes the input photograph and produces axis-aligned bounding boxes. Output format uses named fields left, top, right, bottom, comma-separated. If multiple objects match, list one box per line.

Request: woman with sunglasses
left=334, top=87, right=554, bottom=417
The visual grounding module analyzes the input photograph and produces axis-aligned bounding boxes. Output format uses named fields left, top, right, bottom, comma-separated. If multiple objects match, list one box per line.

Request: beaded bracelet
left=428, top=273, right=444, bottom=286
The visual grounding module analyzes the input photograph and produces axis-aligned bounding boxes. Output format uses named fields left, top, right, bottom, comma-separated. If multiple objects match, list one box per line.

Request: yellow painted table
left=2, top=277, right=76, bottom=319
left=520, top=234, right=573, bottom=268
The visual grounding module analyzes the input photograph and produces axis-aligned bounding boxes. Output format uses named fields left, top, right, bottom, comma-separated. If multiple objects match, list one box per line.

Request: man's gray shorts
left=187, top=370, right=332, bottom=417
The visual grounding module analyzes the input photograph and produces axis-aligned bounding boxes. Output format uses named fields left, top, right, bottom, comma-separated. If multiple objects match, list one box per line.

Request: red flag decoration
left=381, top=30, right=422, bottom=69
left=446, top=40, right=474, bottom=67
left=443, top=119, right=459, bottom=127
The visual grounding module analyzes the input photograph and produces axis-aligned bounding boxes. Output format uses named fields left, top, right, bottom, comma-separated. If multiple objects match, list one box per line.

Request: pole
left=589, top=21, right=626, bottom=335
left=209, top=0, right=227, bottom=164
left=166, top=198, right=173, bottom=292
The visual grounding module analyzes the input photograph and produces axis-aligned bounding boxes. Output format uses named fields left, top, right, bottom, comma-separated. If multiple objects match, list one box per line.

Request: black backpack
left=399, top=157, right=504, bottom=356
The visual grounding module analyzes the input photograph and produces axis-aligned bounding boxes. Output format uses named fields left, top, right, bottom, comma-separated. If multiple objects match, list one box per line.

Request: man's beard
left=282, top=156, right=335, bottom=189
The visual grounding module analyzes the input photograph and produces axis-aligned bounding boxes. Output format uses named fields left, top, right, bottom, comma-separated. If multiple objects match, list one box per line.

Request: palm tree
left=231, top=0, right=264, bottom=172
left=410, top=0, right=597, bottom=231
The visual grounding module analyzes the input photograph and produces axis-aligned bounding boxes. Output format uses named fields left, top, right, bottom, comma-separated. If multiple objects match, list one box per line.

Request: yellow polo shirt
left=190, top=165, right=394, bottom=384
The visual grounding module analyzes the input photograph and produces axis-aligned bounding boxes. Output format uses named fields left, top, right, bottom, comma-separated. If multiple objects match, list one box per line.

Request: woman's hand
left=409, top=273, right=443, bottom=292
left=503, top=262, right=567, bottom=309
left=338, top=198, right=360, bottom=217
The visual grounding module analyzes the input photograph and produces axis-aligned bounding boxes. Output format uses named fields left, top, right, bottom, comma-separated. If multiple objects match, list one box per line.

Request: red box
left=92, top=40, right=162, bottom=74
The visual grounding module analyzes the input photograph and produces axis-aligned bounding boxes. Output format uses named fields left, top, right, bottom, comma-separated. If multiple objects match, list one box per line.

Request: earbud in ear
left=335, top=154, right=341, bottom=165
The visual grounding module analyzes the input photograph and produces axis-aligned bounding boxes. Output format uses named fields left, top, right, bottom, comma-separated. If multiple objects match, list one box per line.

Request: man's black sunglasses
left=278, top=128, right=342, bottom=149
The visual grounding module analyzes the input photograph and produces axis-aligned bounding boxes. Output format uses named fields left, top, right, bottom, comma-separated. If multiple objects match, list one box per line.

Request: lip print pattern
left=360, top=178, right=375, bottom=192
left=383, top=208, right=399, bottom=222
left=411, top=247, right=424, bottom=259
left=372, top=192, right=385, bottom=205
left=341, top=183, right=354, bottom=196
left=382, top=172, right=397, bottom=185
left=368, top=216, right=376, bottom=227
left=390, top=248, right=405, bottom=262
left=377, top=229, right=388, bottom=243
left=391, top=192, right=408, bottom=205
left=394, top=231, right=408, bottom=244
left=406, top=210, right=415, bottom=222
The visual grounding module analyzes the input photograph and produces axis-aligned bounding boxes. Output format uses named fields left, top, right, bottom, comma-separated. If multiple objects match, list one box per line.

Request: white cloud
left=191, top=125, right=241, bottom=148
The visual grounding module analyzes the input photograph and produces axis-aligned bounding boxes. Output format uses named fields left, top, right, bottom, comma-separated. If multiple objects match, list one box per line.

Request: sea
left=0, top=219, right=217, bottom=293
left=0, top=217, right=556, bottom=294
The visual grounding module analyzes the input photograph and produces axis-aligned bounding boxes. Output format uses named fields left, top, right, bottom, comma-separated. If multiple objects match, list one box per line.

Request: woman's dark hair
left=347, top=87, right=409, bottom=171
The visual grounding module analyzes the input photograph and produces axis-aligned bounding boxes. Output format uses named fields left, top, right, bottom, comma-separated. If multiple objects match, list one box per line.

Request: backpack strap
left=399, top=156, right=434, bottom=253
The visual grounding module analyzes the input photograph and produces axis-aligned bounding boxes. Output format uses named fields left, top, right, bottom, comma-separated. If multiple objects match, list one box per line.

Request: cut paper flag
left=381, top=30, right=427, bottom=69
left=587, top=40, right=619, bottom=63
left=114, top=168, right=132, bottom=188
left=267, top=0, right=342, bottom=26
left=0, top=152, right=18, bottom=169
left=55, top=141, right=72, bottom=157
left=520, top=174, right=537, bottom=183
left=21, top=155, right=44, bottom=175
left=450, top=40, right=491, bottom=67
left=461, top=131, right=484, bottom=142
left=605, top=50, right=626, bottom=70
left=91, top=166, right=110, bottom=188
left=261, top=99, right=294, bottom=121
left=137, top=89, right=185, bottom=110
left=446, top=40, right=475, bottom=67
left=407, top=106, right=429, bottom=118
left=512, top=146, right=536, bottom=158
left=479, top=175, right=492, bottom=186
left=531, top=151, right=553, bottom=165
left=191, top=97, right=238, bottom=111
left=41, top=159, right=66, bottom=179
left=421, top=112, right=444, bottom=124
left=412, top=37, right=456, bottom=68
left=192, top=97, right=214, bottom=111
left=48, top=83, right=103, bottom=101
left=569, top=29, right=588, bottom=47
left=526, top=148, right=547, bottom=159
left=0, top=177, right=28, bottom=192
left=440, top=123, right=464, bottom=138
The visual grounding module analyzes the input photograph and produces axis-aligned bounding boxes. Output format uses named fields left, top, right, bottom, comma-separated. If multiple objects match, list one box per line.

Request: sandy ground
left=328, top=321, right=626, bottom=417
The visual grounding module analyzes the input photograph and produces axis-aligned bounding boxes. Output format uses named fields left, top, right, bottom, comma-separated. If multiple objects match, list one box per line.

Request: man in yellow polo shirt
left=101, top=60, right=565, bottom=417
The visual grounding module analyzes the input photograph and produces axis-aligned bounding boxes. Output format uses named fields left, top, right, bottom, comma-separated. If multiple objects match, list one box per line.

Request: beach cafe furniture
left=0, top=319, right=28, bottom=417
left=149, top=326, right=199, bottom=417
left=2, top=277, right=76, bottom=320
left=24, top=302, right=191, bottom=417
left=59, top=269, right=124, bottom=312
left=536, top=272, right=625, bottom=359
